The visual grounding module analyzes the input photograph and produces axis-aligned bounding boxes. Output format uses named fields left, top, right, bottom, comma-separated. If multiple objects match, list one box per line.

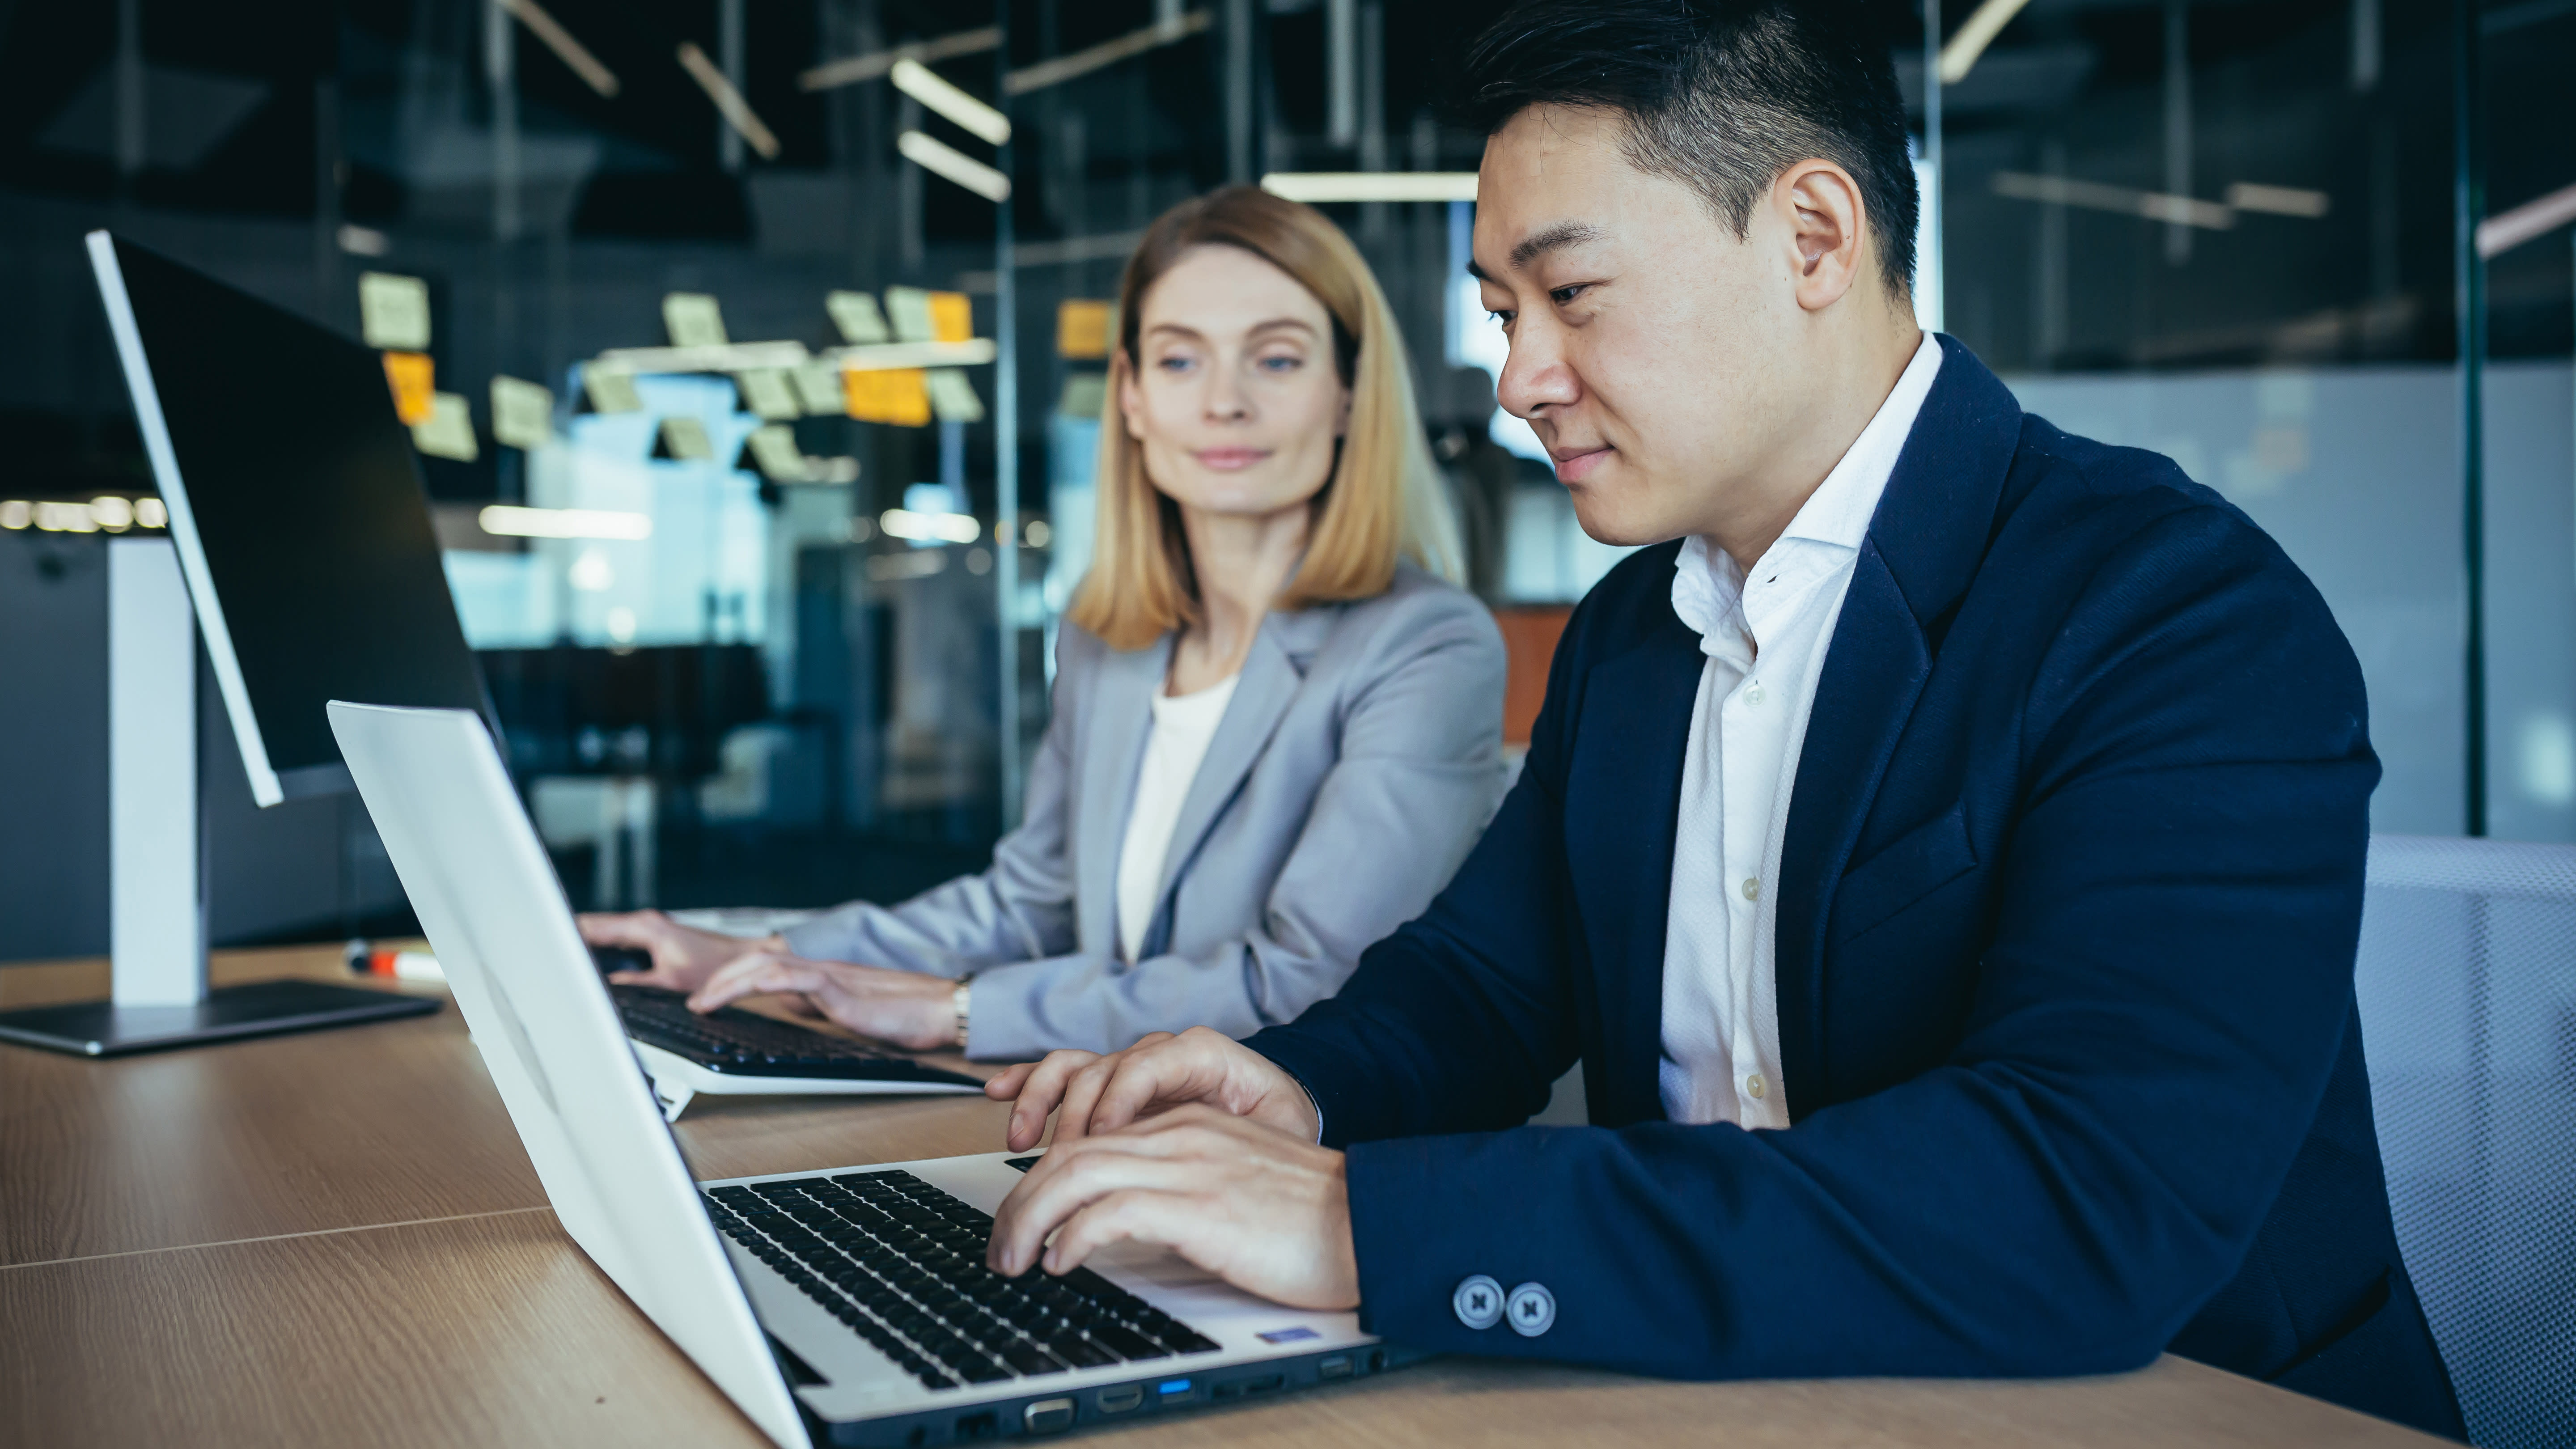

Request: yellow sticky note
left=490, top=375, right=555, bottom=450
left=826, top=291, right=891, bottom=345
left=1057, top=300, right=1113, bottom=359
left=662, top=292, right=728, bottom=348
left=882, top=286, right=936, bottom=343
left=412, top=392, right=479, bottom=462
left=791, top=361, right=847, bottom=415
left=844, top=367, right=932, bottom=427
left=359, top=272, right=431, bottom=350
left=734, top=368, right=801, bottom=420
left=927, top=291, right=973, bottom=344
left=659, top=415, right=715, bottom=461
left=745, top=424, right=811, bottom=482
left=583, top=363, right=642, bottom=414
left=925, top=369, right=985, bottom=424
left=382, top=351, right=435, bottom=425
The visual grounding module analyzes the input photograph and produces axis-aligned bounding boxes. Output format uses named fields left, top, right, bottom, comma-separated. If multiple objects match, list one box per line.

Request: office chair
left=2356, top=834, right=2576, bottom=1449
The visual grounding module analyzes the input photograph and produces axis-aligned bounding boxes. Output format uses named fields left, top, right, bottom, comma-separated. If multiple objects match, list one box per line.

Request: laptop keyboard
left=612, top=986, right=979, bottom=1087
left=703, top=1170, right=1220, bottom=1391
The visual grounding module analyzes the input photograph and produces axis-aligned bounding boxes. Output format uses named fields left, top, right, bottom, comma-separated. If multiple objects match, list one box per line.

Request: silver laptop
left=328, top=702, right=1409, bottom=1446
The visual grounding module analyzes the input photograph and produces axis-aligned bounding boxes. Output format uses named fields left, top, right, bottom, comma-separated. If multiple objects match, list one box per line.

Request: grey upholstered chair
left=2357, top=834, right=2576, bottom=1449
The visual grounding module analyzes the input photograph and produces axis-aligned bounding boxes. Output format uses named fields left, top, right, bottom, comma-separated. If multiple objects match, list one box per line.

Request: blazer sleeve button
left=1452, top=1275, right=1504, bottom=1330
left=1505, top=1282, right=1556, bottom=1337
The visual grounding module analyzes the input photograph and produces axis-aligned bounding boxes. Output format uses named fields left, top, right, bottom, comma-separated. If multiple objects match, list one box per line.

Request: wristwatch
left=951, top=978, right=972, bottom=1051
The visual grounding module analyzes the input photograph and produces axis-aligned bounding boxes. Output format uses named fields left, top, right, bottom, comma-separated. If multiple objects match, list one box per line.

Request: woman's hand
left=685, top=950, right=959, bottom=1052
left=983, top=1027, right=1321, bottom=1153
left=577, top=910, right=781, bottom=994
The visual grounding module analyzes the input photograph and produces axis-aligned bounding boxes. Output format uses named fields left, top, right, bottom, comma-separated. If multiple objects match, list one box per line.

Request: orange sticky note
left=383, top=352, right=435, bottom=425
left=843, top=367, right=932, bottom=427
left=1057, top=300, right=1112, bottom=359
left=927, top=291, right=974, bottom=344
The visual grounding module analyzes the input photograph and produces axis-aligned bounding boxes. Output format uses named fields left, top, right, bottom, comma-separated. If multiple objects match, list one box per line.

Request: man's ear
left=1777, top=160, right=1869, bottom=314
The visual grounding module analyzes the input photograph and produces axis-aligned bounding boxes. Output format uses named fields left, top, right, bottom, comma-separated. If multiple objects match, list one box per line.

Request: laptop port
left=954, top=1410, right=998, bottom=1440
left=1156, top=1377, right=1193, bottom=1402
left=1097, top=1386, right=1144, bottom=1414
left=1318, top=1355, right=1352, bottom=1380
left=1241, top=1373, right=1284, bottom=1395
left=1023, top=1398, right=1076, bottom=1434
left=1212, top=1382, right=1241, bottom=1401
left=1366, top=1349, right=1387, bottom=1373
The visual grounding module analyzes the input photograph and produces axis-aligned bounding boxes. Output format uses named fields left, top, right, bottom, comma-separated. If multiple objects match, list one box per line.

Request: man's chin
left=1565, top=486, right=1682, bottom=550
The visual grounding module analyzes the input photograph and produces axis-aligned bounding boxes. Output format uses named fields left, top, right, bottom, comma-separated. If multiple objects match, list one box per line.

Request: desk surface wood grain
left=0, top=947, right=2446, bottom=1447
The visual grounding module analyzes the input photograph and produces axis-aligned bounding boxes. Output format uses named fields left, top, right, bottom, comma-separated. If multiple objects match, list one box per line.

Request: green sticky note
left=490, top=375, right=555, bottom=450
left=826, top=290, right=891, bottom=345
left=663, top=292, right=728, bottom=348
left=412, top=391, right=479, bottom=462
left=925, top=369, right=985, bottom=424
left=359, top=272, right=431, bottom=351
left=583, top=364, right=642, bottom=414
left=745, top=424, right=812, bottom=483
left=659, top=415, right=714, bottom=462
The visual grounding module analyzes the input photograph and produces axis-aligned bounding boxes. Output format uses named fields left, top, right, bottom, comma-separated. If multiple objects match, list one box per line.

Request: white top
left=1115, top=672, right=1241, bottom=963
left=1658, top=334, right=1942, bottom=1128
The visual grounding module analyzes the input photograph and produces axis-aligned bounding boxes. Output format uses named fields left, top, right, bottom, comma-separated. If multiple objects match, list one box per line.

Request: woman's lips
left=1194, top=448, right=1270, bottom=472
left=1552, top=446, right=1613, bottom=483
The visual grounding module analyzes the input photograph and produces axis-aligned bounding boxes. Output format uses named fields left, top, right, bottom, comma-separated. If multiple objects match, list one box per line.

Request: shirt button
left=1453, top=1275, right=1504, bottom=1330
left=1744, top=680, right=1764, bottom=705
left=1505, top=1282, right=1557, bottom=1337
left=1741, top=877, right=1760, bottom=901
left=1746, top=1073, right=1768, bottom=1100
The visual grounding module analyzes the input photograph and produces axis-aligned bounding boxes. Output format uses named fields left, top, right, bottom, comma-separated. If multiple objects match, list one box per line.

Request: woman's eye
left=1156, top=355, right=1194, bottom=373
left=1256, top=353, right=1301, bottom=373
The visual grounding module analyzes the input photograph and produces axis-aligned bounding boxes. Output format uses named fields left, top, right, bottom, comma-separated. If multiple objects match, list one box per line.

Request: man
left=976, top=0, right=2463, bottom=1435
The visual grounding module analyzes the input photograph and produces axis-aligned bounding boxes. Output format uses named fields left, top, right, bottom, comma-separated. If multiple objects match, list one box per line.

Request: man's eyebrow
left=1507, top=222, right=1606, bottom=273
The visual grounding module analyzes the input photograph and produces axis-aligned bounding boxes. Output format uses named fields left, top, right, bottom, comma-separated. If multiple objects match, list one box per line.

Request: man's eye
left=1487, top=310, right=1513, bottom=329
left=1549, top=284, right=1588, bottom=306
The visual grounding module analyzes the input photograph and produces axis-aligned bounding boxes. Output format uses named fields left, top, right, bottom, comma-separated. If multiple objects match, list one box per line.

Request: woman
left=583, top=186, right=1506, bottom=1059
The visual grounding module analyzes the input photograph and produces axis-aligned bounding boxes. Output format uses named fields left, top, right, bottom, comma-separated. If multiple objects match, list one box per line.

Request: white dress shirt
left=1658, top=334, right=1942, bottom=1128
left=1114, top=672, right=1240, bottom=963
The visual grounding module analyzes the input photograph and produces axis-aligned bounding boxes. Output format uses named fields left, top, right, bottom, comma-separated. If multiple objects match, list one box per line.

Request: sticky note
left=926, top=369, right=985, bottom=424
left=1057, top=300, right=1113, bottom=359
left=1057, top=372, right=1109, bottom=419
left=359, top=272, right=431, bottom=350
left=734, top=368, right=801, bottom=420
left=412, top=392, right=479, bottom=462
left=745, top=424, right=812, bottom=482
left=662, top=292, right=728, bottom=348
left=827, top=291, right=891, bottom=345
left=583, top=363, right=642, bottom=414
left=490, top=375, right=555, bottom=449
left=927, top=291, right=974, bottom=343
left=659, top=415, right=715, bottom=461
left=882, top=287, right=936, bottom=343
left=844, top=367, right=932, bottom=427
left=382, top=351, right=435, bottom=425
left=791, top=361, right=847, bottom=415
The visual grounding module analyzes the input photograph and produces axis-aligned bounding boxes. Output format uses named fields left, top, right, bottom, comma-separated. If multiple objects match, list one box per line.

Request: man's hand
left=982, top=1027, right=1320, bottom=1153
left=686, top=950, right=958, bottom=1052
left=577, top=910, right=782, bottom=994
left=986, top=1104, right=1359, bottom=1311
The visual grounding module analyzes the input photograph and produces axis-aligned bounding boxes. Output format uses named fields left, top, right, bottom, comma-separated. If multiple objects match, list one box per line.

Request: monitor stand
left=0, top=538, right=435, bottom=1059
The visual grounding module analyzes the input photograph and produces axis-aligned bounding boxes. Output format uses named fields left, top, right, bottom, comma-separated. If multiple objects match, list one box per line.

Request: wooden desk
left=0, top=948, right=2443, bottom=1448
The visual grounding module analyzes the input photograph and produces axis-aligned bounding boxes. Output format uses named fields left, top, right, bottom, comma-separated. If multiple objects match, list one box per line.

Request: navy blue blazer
left=1246, top=339, right=2463, bottom=1437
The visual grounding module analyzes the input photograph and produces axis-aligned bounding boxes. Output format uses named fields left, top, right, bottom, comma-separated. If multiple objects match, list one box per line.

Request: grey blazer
left=781, top=564, right=1508, bottom=1060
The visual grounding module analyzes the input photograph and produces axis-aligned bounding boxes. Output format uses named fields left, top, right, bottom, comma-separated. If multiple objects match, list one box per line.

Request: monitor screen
left=88, top=232, right=492, bottom=806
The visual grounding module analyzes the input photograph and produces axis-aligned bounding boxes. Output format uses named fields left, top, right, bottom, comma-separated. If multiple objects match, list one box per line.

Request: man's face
left=1473, top=105, right=1809, bottom=546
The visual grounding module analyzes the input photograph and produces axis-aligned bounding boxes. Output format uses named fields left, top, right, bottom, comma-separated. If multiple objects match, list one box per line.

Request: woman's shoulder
left=1329, top=564, right=1503, bottom=658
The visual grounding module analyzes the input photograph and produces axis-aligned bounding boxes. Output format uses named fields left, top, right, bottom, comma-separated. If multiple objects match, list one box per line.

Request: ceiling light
left=890, top=58, right=1010, bottom=145
left=879, top=508, right=983, bottom=545
left=1260, top=173, right=1479, bottom=204
left=2476, top=178, right=2576, bottom=259
left=678, top=42, right=780, bottom=161
left=479, top=505, right=655, bottom=541
left=498, top=0, right=620, bottom=97
left=1990, top=172, right=2233, bottom=231
left=1006, top=10, right=1210, bottom=96
left=801, top=26, right=1002, bottom=93
left=2225, top=183, right=2330, bottom=219
left=898, top=131, right=1010, bottom=202
left=1938, top=0, right=2039, bottom=85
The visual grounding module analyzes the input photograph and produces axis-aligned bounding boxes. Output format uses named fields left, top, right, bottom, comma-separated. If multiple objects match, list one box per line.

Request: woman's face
left=1119, top=243, right=1352, bottom=521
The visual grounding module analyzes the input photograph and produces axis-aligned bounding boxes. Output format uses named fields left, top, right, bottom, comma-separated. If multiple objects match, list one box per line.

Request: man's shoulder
left=2001, top=412, right=2262, bottom=566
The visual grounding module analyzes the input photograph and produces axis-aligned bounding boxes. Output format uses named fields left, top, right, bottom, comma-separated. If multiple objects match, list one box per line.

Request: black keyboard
left=703, top=1170, right=1220, bottom=1391
left=611, top=985, right=980, bottom=1088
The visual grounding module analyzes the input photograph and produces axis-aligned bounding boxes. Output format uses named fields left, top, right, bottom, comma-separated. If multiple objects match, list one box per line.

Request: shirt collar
left=1670, top=332, right=1943, bottom=648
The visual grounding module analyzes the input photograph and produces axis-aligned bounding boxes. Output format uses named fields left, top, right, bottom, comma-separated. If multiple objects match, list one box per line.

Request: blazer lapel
left=1140, top=606, right=1334, bottom=954
left=1772, top=336, right=2025, bottom=1111
left=1567, top=596, right=1705, bottom=1128
left=1076, top=634, right=1169, bottom=959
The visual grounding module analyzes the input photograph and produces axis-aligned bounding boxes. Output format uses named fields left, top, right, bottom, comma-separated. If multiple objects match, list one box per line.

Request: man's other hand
left=982, top=1027, right=1320, bottom=1153
left=985, top=1104, right=1359, bottom=1311
left=577, top=909, right=782, bottom=994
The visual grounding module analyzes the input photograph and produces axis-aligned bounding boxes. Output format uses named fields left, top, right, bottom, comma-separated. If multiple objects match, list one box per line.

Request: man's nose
left=1497, top=323, right=1577, bottom=420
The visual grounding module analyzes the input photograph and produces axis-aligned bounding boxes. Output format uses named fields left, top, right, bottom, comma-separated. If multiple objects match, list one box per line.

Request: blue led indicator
left=1158, top=1379, right=1191, bottom=1395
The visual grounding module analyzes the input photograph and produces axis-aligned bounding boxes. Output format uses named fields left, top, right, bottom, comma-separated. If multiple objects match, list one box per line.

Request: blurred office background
left=0, top=0, right=2569, bottom=958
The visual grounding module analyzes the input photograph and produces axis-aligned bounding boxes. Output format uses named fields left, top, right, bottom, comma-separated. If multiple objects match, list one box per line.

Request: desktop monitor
left=84, top=231, right=493, bottom=805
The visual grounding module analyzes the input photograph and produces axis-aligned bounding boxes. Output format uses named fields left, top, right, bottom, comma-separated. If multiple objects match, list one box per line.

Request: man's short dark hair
left=1460, top=0, right=1918, bottom=298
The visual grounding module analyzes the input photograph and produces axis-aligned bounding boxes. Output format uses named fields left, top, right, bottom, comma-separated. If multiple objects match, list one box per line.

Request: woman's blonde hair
left=1067, top=186, right=1463, bottom=651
